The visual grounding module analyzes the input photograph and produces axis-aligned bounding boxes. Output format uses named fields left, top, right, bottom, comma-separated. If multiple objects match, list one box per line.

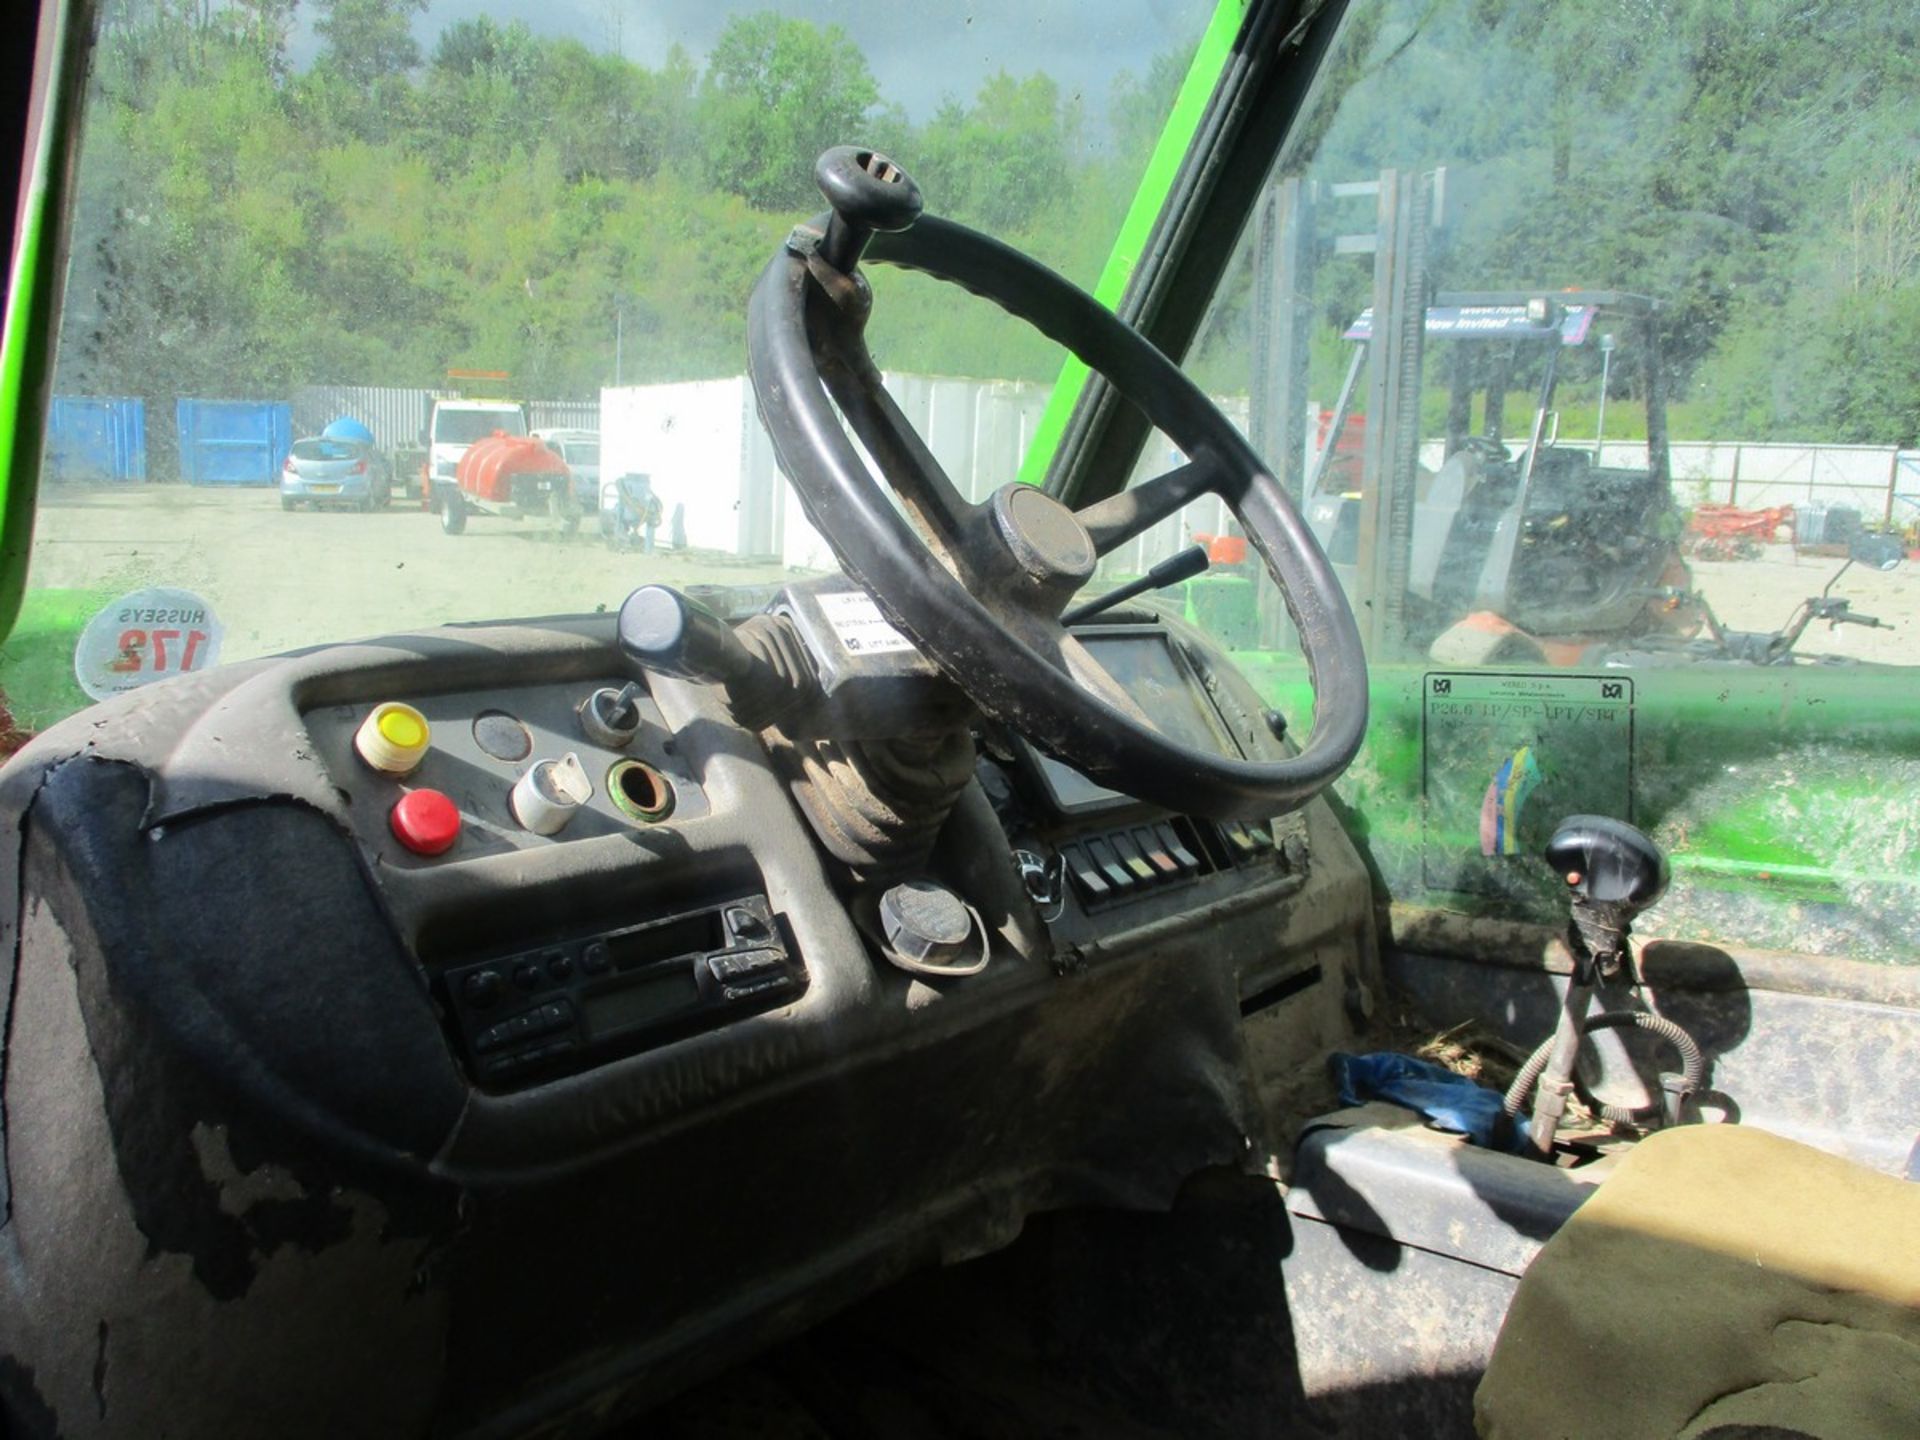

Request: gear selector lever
left=1504, top=815, right=1705, bottom=1156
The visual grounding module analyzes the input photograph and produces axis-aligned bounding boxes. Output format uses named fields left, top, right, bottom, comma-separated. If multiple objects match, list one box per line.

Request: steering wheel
left=746, top=148, right=1367, bottom=821
left=1458, top=434, right=1514, bottom=464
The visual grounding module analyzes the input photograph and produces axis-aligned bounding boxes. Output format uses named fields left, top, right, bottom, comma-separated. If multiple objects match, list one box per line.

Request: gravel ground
left=24, top=484, right=797, bottom=665
left=19, top=486, right=1920, bottom=669
left=1679, top=544, right=1918, bottom=666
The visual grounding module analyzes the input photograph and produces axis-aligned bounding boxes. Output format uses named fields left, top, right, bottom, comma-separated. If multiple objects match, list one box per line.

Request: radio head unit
left=441, top=894, right=804, bottom=1090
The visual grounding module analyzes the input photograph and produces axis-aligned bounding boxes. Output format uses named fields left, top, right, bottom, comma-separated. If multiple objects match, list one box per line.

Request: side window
left=1158, top=0, right=1918, bottom=960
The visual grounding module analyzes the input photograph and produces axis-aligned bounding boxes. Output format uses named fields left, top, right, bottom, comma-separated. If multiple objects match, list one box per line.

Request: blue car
left=279, top=432, right=394, bottom=512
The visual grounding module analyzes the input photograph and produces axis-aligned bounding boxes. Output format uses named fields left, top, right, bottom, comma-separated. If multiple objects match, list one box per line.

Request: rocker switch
left=1059, top=844, right=1111, bottom=903
left=1154, top=823, right=1201, bottom=876
left=1084, top=838, right=1135, bottom=893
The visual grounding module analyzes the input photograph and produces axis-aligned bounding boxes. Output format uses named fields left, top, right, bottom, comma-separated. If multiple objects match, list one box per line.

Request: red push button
left=390, top=788, right=461, bottom=856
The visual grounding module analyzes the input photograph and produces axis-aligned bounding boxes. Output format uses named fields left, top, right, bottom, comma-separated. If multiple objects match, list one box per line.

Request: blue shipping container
left=45, top=397, right=147, bottom=482
left=176, top=399, right=293, bottom=486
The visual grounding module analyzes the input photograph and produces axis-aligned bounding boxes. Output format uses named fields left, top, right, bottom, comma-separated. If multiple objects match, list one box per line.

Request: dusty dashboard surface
left=0, top=586, right=1372, bottom=1439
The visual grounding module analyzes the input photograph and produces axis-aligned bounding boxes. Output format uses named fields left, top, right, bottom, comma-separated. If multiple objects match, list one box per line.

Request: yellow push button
left=377, top=707, right=426, bottom=750
left=355, top=702, right=432, bottom=776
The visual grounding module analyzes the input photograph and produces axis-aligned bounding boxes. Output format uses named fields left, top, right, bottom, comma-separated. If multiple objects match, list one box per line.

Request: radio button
left=462, top=968, right=505, bottom=1010
left=709, top=948, right=784, bottom=983
left=721, top=972, right=795, bottom=1002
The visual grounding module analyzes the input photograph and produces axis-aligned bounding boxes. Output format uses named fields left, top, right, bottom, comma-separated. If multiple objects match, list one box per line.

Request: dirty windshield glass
left=18, top=0, right=1210, bottom=729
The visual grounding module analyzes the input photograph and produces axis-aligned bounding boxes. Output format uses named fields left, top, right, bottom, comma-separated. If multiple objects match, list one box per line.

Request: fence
left=601, top=374, right=1066, bottom=567
left=602, top=376, right=1920, bottom=574
left=61, top=380, right=1920, bottom=541
left=294, top=385, right=598, bottom=452
left=1414, top=438, right=1916, bottom=525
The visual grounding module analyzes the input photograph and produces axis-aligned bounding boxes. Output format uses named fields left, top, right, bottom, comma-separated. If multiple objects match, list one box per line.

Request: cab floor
left=639, top=1175, right=1309, bottom=1440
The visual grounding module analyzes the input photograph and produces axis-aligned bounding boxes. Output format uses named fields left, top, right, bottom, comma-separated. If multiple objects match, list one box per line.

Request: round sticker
left=74, top=587, right=226, bottom=702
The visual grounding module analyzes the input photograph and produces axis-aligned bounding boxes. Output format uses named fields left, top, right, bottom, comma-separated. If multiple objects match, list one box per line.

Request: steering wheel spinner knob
left=814, top=146, right=924, bottom=273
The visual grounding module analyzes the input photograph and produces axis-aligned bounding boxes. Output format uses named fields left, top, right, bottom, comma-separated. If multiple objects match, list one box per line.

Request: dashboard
left=0, top=580, right=1373, bottom=1437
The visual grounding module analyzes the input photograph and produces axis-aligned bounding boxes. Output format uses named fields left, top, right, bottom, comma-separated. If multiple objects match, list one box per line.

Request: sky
left=292, top=0, right=1213, bottom=123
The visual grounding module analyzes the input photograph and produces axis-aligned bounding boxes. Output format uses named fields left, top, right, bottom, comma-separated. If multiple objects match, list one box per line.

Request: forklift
left=1306, top=290, right=1698, bottom=664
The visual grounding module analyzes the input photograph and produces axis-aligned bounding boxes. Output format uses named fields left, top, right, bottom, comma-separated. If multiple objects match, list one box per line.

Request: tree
left=313, top=0, right=428, bottom=90
left=697, top=13, right=878, bottom=210
left=916, top=72, right=1074, bottom=233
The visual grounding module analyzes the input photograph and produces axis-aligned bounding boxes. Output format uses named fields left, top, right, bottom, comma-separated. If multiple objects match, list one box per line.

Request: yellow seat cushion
left=1475, top=1124, right=1920, bottom=1439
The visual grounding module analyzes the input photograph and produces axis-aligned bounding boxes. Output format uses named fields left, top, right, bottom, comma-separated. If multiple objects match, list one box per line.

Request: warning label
left=816, top=590, right=918, bottom=657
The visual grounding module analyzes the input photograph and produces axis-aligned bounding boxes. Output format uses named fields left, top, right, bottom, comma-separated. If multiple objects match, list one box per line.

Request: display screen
left=1032, top=630, right=1243, bottom=814
left=584, top=964, right=701, bottom=1039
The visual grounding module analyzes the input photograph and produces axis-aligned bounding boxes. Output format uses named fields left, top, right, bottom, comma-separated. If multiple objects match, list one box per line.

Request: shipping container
left=44, top=396, right=146, bottom=482
left=175, top=400, right=293, bottom=486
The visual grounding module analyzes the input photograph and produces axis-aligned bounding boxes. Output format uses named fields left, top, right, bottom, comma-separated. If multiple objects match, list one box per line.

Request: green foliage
left=697, top=13, right=880, bottom=211
left=57, top=4, right=1181, bottom=407
left=1236, top=0, right=1920, bottom=446
left=64, top=0, right=1915, bottom=450
left=313, top=0, right=429, bottom=90
left=915, top=73, right=1076, bottom=233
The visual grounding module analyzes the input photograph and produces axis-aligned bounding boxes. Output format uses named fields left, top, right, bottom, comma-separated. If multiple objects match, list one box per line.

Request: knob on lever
left=619, top=586, right=762, bottom=687
left=1545, top=814, right=1670, bottom=976
left=617, top=585, right=809, bottom=728
left=1508, top=816, right=1701, bottom=1156
left=813, top=146, right=923, bottom=274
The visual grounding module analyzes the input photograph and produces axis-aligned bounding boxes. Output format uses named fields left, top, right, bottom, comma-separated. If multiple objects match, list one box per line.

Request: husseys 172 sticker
left=74, top=587, right=225, bottom=701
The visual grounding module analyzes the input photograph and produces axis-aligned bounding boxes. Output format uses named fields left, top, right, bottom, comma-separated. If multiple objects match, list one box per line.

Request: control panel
left=1054, top=815, right=1289, bottom=909
left=303, top=677, right=710, bottom=869
left=980, top=736, right=1311, bottom=928
left=441, top=895, right=805, bottom=1090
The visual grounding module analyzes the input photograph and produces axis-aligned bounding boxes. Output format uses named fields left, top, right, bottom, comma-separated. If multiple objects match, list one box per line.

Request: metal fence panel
left=45, top=397, right=146, bottom=482
left=528, top=401, right=598, bottom=433
left=175, top=400, right=292, bottom=486
left=601, top=379, right=751, bottom=554
left=294, top=388, right=600, bottom=451
left=294, top=385, right=433, bottom=452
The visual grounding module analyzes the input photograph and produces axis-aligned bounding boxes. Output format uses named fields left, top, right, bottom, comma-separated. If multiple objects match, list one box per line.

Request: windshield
left=434, top=410, right=527, bottom=445
left=290, top=439, right=363, bottom=462
left=23, top=0, right=1212, bottom=728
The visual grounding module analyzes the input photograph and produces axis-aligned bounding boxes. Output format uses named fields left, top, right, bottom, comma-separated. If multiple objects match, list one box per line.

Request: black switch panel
left=1043, top=815, right=1230, bottom=913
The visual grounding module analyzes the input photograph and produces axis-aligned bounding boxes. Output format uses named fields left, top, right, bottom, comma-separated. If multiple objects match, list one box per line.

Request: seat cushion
left=1475, top=1124, right=1920, bottom=1439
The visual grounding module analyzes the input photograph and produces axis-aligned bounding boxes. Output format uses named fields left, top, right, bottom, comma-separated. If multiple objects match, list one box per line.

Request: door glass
left=1156, top=0, right=1919, bottom=960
